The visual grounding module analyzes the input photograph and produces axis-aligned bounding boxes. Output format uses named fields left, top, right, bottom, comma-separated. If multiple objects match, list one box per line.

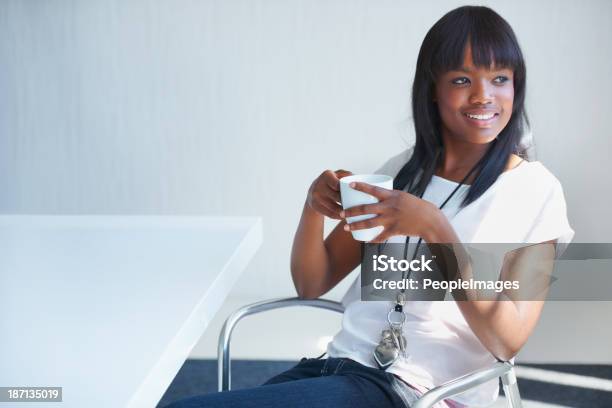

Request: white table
left=0, top=215, right=262, bottom=408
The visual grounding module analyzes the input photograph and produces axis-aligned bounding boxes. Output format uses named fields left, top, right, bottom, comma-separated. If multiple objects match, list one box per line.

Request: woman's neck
left=436, top=138, right=490, bottom=183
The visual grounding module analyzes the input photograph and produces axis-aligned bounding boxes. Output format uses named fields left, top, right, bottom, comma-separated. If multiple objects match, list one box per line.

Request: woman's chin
left=452, top=132, right=499, bottom=145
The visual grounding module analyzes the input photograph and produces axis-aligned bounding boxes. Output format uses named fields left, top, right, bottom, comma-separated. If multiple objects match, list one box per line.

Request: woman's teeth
left=465, top=113, right=496, bottom=120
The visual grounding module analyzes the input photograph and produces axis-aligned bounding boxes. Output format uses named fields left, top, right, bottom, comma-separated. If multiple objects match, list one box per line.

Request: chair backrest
left=218, top=297, right=344, bottom=391
left=217, top=297, right=522, bottom=408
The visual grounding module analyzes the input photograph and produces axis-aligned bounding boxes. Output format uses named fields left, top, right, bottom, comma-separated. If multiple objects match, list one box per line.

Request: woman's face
left=434, top=45, right=515, bottom=145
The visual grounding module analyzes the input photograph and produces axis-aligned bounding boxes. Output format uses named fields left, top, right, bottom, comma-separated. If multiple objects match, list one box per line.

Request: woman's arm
left=290, top=170, right=362, bottom=299
left=423, top=210, right=556, bottom=361
left=340, top=181, right=557, bottom=361
left=291, top=202, right=361, bottom=299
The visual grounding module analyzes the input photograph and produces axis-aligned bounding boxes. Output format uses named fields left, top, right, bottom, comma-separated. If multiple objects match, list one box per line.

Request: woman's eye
left=451, top=77, right=470, bottom=85
left=493, top=76, right=510, bottom=84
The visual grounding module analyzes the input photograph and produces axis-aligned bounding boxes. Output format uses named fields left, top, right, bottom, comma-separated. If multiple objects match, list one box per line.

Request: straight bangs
left=430, top=8, right=525, bottom=83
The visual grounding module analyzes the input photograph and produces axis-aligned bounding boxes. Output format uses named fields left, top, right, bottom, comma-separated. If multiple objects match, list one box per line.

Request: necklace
left=372, top=159, right=484, bottom=370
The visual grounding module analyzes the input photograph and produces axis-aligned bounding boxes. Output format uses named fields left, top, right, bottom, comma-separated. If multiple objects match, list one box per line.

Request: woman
left=165, top=5, right=574, bottom=408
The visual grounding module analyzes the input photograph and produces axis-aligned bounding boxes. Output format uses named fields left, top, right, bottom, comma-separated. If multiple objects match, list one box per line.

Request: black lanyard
left=361, top=157, right=485, bottom=301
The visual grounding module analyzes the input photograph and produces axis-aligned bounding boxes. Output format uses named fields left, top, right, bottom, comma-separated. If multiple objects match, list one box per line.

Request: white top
left=0, top=215, right=262, bottom=408
left=326, top=149, right=575, bottom=407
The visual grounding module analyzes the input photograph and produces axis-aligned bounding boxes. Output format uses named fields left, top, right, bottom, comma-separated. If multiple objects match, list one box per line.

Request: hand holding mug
left=340, top=179, right=437, bottom=243
left=307, top=169, right=353, bottom=219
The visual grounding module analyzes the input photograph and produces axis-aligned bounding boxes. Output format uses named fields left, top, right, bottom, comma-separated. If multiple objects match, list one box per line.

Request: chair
left=218, top=297, right=523, bottom=408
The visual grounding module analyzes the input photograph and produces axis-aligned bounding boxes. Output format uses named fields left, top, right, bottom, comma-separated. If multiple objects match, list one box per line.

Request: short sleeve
left=524, top=180, right=575, bottom=258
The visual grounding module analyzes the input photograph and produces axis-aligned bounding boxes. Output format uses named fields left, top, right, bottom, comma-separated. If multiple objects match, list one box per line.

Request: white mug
left=339, top=174, right=393, bottom=241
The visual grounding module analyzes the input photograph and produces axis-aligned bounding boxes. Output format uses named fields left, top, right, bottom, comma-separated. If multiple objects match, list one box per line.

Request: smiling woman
left=290, top=5, right=571, bottom=408
left=164, top=5, right=575, bottom=408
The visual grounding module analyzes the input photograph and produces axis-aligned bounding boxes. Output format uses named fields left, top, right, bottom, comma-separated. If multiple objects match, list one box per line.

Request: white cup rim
left=339, top=174, right=393, bottom=185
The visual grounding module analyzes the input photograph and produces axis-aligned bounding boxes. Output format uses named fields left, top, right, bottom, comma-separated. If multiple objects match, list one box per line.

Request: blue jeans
left=162, top=356, right=421, bottom=408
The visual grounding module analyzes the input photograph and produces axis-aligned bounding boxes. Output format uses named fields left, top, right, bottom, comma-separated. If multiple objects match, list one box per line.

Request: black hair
left=394, top=5, right=529, bottom=207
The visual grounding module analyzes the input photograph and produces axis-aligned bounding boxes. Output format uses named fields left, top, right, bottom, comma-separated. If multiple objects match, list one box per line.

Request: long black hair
left=394, top=5, right=529, bottom=207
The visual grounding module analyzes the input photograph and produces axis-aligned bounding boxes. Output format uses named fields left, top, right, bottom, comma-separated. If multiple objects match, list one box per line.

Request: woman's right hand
left=306, top=169, right=353, bottom=220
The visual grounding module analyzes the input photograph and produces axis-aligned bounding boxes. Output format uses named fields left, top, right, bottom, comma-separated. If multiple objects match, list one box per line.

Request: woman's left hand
left=340, top=182, right=439, bottom=243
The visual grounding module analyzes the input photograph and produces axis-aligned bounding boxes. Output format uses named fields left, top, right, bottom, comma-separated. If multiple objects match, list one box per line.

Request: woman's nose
left=469, top=80, right=493, bottom=105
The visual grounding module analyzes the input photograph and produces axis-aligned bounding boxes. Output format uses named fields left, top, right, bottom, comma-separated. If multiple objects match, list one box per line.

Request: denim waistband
left=297, top=356, right=421, bottom=408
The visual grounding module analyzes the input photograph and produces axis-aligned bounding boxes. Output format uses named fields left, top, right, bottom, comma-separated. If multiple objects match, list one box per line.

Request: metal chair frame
left=218, top=297, right=523, bottom=408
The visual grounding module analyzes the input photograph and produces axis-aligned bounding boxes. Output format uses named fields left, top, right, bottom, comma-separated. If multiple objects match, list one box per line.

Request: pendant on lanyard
left=371, top=156, right=484, bottom=370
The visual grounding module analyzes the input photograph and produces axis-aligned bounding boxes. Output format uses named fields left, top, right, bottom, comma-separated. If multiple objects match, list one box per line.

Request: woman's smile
left=462, top=109, right=501, bottom=128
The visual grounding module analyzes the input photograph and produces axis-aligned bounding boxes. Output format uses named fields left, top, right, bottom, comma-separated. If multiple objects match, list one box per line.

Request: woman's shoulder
left=505, top=154, right=524, bottom=171
left=507, top=160, right=570, bottom=215
left=517, top=160, right=574, bottom=247
left=519, top=159, right=564, bottom=190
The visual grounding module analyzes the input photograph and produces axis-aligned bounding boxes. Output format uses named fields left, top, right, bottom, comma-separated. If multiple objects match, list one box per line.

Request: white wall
left=1, top=0, right=611, bottom=363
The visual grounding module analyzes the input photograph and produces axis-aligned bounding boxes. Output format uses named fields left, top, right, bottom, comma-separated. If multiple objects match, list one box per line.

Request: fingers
left=325, top=171, right=342, bottom=192
left=349, top=182, right=392, bottom=200
left=316, top=199, right=343, bottom=220
left=343, top=216, right=384, bottom=232
left=334, top=169, right=353, bottom=180
left=323, top=188, right=341, bottom=204
left=325, top=169, right=353, bottom=192
left=340, top=203, right=384, bottom=218
left=309, top=169, right=353, bottom=219
left=313, top=186, right=340, bottom=207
